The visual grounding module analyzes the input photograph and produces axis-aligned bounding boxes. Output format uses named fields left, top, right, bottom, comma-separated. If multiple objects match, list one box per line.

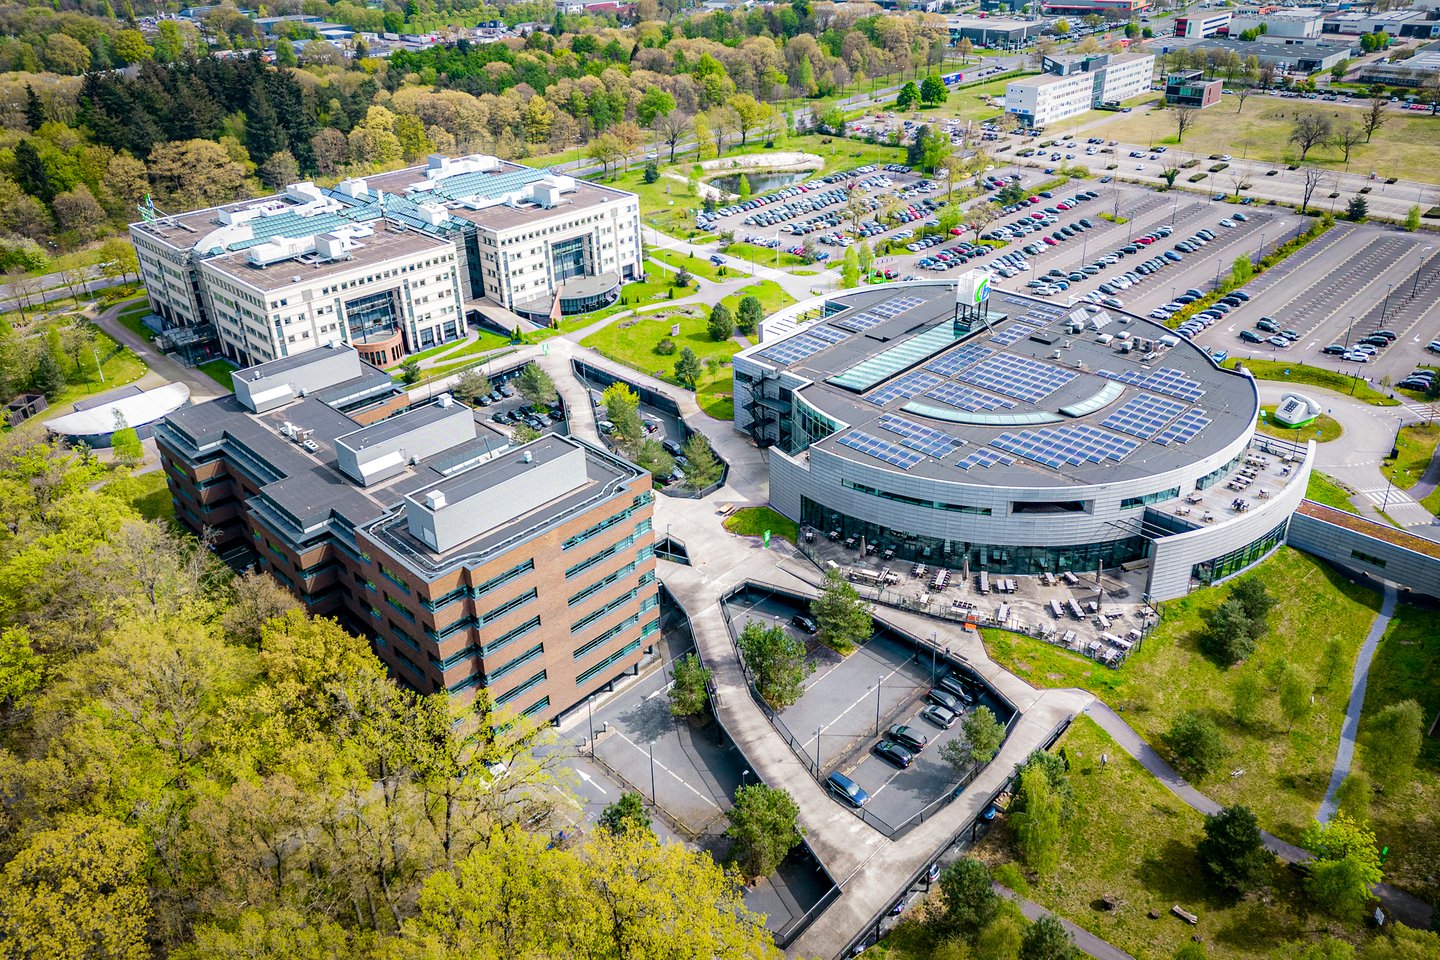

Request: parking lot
left=722, top=587, right=1014, bottom=833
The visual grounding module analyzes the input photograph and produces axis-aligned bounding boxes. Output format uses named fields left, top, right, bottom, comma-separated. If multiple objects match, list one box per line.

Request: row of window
left=565, top=525, right=648, bottom=580
left=842, top=479, right=993, bottom=516
left=571, top=589, right=638, bottom=635
left=574, top=614, right=640, bottom=662
left=423, top=558, right=536, bottom=612
left=576, top=640, right=641, bottom=686
left=562, top=493, right=653, bottom=551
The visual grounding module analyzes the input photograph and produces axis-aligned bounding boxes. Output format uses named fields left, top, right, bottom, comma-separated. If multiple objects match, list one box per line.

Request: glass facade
left=345, top=289, right=400, bottom=344
left=551, top=236, right=588, bottom=283
left=800, top=496, right=1148, bottom=575
left=1190, top=519, right=1288, bottom=586
left=792, top=393, right=840, bottom=453
left=558, top=285, right=619, bottom=315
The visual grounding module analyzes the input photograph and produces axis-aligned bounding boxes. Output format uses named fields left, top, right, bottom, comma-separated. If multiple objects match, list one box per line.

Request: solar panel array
left=1152, top=408, right=1213, bottom=446
left=837, top=431, right=924, bottom=470
left=865, top=371, right=943, bottom=407
left=1100, top=393, right=1188, bottom=439
left=959, top=354, right=1077, bottom=403
left=877, top=414, right=965, bottom=457
left=954, top=448, right=1016, bottom=471
left=926, top=382, right=1017, bottom=412
left=759, top=330, right=844, bottom=366
left=831, top=294, right=926, bottom=333
left=806, top=324, right=849, bottom=345
left=1099, top=367, right=1206, bottom=403
left=990, top=424, right=1140, bottom=469
left=925, top=344, right=994, bottom=378
left=989, top=322, right=1041, bottom=347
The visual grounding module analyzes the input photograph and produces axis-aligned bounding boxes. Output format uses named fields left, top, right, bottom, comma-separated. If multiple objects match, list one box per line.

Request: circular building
left=732, top=278, right=1313, bottom=600
left=45, top=382, right=191, bottom=448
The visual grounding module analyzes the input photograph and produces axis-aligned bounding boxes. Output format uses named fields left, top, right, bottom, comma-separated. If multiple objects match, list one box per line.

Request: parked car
left=886, top=724, right=930, bottom=753
left=920, top=703, right=958, bottom=729
left=873, top=739, right=915, bottom=769
left=791, top=614, right=818, bottom=634
left=826, top=771, right=869, bottom=808
left=935, top=673, right=976, bottom=705
left=927, top=688, right=962, bottom=712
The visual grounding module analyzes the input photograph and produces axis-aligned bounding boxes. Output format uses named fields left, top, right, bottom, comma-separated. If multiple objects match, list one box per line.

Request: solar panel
left=959, top=354, right=1077, bottom=403
left=806, top=324, right=850, bottom=345
left=1100, top=393, right=1188, bottom=439
left=836, top=431, right=924, bottom=470
left=870, top=294, right=925, bottom=318
left=877, top=414, right=965, bottom=457
left=955, top=448, right=1016, bottom=470
left=1152, top=408, right=1213, bottom=446
left=832, top=311, right=884, bottom=333
left=759, top=333, right=833, bottom=366
left=989, top=324, right=1037, bottom=346
left=926, top=382, right=1017, bottom=412
left=990, top=424, right=1140, bottom=469
left=831, top=295, right=926, bottom=332
left=866, top=371, right=943, bottom=406
left=1099, top=367, right=1206, bottom=402
left=925, top=344, right=993, bottom=377
left=828, top=323, right=967, bottom=392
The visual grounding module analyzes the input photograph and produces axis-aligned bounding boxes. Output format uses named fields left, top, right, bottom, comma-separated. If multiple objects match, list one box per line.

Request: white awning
left=46, top=382, right=191, bottom=436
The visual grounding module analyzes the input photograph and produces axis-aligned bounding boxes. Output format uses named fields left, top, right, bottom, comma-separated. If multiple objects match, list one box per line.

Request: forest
left=0, top=430, right=781, bottom=958
left=0, top=0, right=948, bottom=275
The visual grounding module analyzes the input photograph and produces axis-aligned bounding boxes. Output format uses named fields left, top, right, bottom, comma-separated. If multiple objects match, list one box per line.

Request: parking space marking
left=609, top=729, right=721, bottom=811
left=802, top=659, right=917, bottom=751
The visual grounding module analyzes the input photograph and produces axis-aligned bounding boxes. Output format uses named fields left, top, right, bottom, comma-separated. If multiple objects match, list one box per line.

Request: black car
left=873, top=739, right=915, bottom=769
left=886, top=724, right=929, bottom=753
left=927, top=688, right=962, bottom=712
left=791, top=614, right=818, bottom=634
left=1322, top=344, right=1347, bottom=355
left=935, top=673, right=976, bottom=705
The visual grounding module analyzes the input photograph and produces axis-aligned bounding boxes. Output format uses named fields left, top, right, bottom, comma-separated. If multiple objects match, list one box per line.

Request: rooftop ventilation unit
left=424, top=490, right=447, bottom=510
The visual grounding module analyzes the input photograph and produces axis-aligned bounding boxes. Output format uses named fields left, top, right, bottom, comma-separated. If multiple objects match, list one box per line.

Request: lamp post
left=1380, top=282, right=1393, bottom=327
left=1214, top=257, right=1222, bottom=290
left=587, top=695, right=596, bottom=757
left=1415, top=246, right=1433, bottom=299
left=815, top=726, right=823, bottom=769
left=649, top=740, right=657, bottom=805
left=1343, top=315, right=1356, bottom=349
left=875, top=675, right=883, bottom=736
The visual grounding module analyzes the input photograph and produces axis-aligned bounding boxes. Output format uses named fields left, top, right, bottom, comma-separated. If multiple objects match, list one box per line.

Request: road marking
left=645, top=680, right=675, bottom=702
left=610, top=730, right=721, bottom=811
left=576, top=770, right=609, bottom=797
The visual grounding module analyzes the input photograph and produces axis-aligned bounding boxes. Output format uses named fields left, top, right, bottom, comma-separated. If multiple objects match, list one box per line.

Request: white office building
left=1005, top=52, right=1156, bottom=127
left=131, top=155, right=643, bottom=368
left=1228, top=7, right=1324, bottom=39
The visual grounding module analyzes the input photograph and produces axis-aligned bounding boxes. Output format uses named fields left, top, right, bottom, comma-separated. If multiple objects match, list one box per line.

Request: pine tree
left=24, top=85, right=44, bottom=133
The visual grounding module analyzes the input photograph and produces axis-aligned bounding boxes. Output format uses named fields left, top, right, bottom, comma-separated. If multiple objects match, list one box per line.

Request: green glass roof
left=827, top=322, right=970, bottom=393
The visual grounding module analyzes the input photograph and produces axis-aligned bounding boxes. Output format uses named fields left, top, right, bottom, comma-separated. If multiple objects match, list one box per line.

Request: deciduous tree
left=735, top=618, right=812, bottom=709
left=1360, top=699, right=1423, bottom=793
left=725, top=783, right=801, bottom=879
left=669, top=652, right=712, bottom=717
left=1300, top=814, right=1383, bottom=921
left=1168, top=710, right=1226, bottom=777
left=1014, top=765, right=1061, bottom=875
left=810, top=568, right=872, bottom=653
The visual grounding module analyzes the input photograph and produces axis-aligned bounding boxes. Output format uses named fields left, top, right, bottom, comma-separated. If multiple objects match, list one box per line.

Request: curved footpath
left=1319, top=583, right=1397, bottom=823
left=1087, top=697, right=1431, bottom=930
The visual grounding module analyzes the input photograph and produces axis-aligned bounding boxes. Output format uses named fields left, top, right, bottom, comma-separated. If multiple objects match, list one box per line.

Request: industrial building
left=1173, top=10, right=1232, bottom=38
left=130, top=154, right=643, bottom=368
left=1185, top=35, right=1356, bottom=72
left=155, top=343, right=659, bottom=719
left=731, top=278, right=1314, bottom=601
left=1323, top=9, right=1440, bottom=39
left=1005, top=52, right=1156, bottom=127
left=1041, top=0, right=1149, bottom=16
left=1358, top=41, right=1440, bottom=87
left=1227, top=7, right=1325, bottom=39
left=946, top=15, right=1047, bottom=46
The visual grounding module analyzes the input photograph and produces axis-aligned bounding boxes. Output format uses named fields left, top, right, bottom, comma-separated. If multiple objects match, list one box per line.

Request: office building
left=1165, top=70, right=1223, bottom=108
left=1359, top=41, right=1440, bottom=87
left=946, top=16, right=1047, bottom=46
left=130, top=154, right=643, bottom=368
left=156, top=343, right=659, bottom=718
left=1173, top=10, right=1232, bottom=37
left=1004, top=52, right=1156, bottom=127
left=1323, top=10, right=1440, bottom=39
left=1041, top=0, right=1148, bottom=17
left=731, top=278, right=1314, bottom=601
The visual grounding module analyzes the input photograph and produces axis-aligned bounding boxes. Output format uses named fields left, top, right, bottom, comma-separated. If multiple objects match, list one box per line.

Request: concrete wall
left=1287, top=505, right=1440, bottom=601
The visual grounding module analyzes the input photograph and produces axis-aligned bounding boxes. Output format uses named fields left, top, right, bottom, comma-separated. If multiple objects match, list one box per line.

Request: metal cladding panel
left=1286, top=513, right=1440, bottom=602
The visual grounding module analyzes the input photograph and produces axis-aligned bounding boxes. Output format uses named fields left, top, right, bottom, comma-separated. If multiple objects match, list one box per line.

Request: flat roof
left=201, top=223, right=450, bottom=292
left=740, top=283, right=1257, bottom=489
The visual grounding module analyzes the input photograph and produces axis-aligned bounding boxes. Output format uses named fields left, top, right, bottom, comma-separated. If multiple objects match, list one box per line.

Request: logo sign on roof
left=957, top=270, right=990, bottom=308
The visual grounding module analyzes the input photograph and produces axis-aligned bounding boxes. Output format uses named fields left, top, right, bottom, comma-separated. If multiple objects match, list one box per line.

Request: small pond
left=710, top=169, right=812, bottom=195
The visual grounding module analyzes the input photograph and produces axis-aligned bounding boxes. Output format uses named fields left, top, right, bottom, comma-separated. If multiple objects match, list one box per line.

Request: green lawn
left=718, top=280, right=795, bottom=317
left=1224, top=358, right=1399, bottom=407
left=42, top=332, right=148, bottom=414
left=1257, top=406, right=1344, bottom=443
left=102, top=469, right=174, bottom=522
left=1383, top=422, right=1439, bottom=491
left=1090, top=96, right=1440, bottom=183
left=116, top=307, right=157, bottom=344
left=973, top=717, right=1371, bottom=960
left=198, top=359, right=236, bottom=391
left=722, top=241, right=808, bottom=268
left=580, top=301, right=740, bottom=398
left=983, top=547, right=1382, bottom=843
left=722, top=506, right=797, bottom=545
left=1305, top=471, right=1358, bottom=512
left=648, top=248, right=749, bottom=283
left=901, top=75, right=1026, bottom=123
left=1359, top=602, right=1440, bottom=903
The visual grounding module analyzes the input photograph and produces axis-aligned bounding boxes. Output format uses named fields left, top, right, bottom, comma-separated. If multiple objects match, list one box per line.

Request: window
left=481, top=588, right=538, bottom=625
left=1350, top=549, right=1387, bottom=568
left=568, top=561, right=637, bottom=606
left=491, top=642, right=544, bottom=682
left=577, top=640, right=641, bottom=685
left=1012, top=501, right=1089, bottom=514
left=1121, top=487, right=1181, bottom=509
left=496, top=668, right=548, bottom=706
left=481, top=616, right=541, bottom=658
left=574, top=614, right=640, bottom=660
left=842, top=480, right=992, bottom=515
left=571, top=589, right=637, bottom=634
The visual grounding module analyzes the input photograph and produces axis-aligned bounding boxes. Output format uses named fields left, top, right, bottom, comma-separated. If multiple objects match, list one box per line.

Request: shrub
left=1209, top=163, right=1229, bottom=172
left=655, top=336, right=676, bottom=356
left=1188, top=173, right=1209, bottom=183
left=1168, top=710, right=1226, bottom=778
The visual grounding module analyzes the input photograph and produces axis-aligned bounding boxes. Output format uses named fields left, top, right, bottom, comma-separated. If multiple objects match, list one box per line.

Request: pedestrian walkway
left=1086, top=701, right=1432, bottom=931
left=1352, top=487, right=1435, bottom=527
left=996, top=885, right=1137, bottom=960
left=1319, top=583, right=1397, bottom=823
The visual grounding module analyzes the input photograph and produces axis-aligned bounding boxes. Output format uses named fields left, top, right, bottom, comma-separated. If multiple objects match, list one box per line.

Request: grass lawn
left=1224, top=358, right=1399, bottom=407
left=581, top=300, right=739, bottom=397
left=982, top=547, right=1382, bottom=843
left=1258, top=405, right=1344, bottom=443
left=972, top=716, right=1371, bottom=960
left=1306, top=471, right=1359, bottom=512
left=1090, top=97, right=1440, bottom=184
left=1359, top=602, right=1440, bottom=904
left=116, top=308, right=157, bottom=344
left=722, top=506, right=797, bottom=545
left=722, top=241, right=808, bottom=268
left=1383, top=422, right=1439, bottom=491
left=718, top=280, right=796, bottom=317
left=42, top=332, right=147, bottom=414
left=648, top=248, right=749, bottom=283
left=103, top=469, right=174, bottom=522
left=198, top=359, right=237, bottom=391
left=900, top=75, right=1023, bottom=123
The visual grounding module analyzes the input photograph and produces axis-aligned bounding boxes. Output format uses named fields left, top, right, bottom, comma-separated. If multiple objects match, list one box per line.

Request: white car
left=1344, top=351, right=1373, bottom=363
left=1135, top=164, right=1145, bottom=171
left=1219, top=218, right=1236, bottom=228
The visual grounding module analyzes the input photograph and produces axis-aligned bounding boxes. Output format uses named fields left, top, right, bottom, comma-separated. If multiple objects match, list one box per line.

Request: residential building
left=130, top=154, right=643, bottom=368
left=1004, top=52, right=1156, bottom=127
left=155, top=343, right=659, bottom=719
left=1174, top=10, right=1232, bottom=37
left=731, top=278, right=1315, bottom=602
left=1165, top=70, right=1223, bottom=108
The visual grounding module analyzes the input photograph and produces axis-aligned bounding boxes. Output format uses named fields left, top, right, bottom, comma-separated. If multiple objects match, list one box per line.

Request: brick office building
left=156, top=343, right=658, bottom=720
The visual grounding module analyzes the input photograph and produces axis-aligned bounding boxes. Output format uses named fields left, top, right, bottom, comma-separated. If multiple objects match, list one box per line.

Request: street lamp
left=875, top=675, right=883, bottom=736
left=587, top=695, right=596, bottom=757
left=1214, top=258, right=1222, bottom=289
left=1415, top=246, right=1434, bottom=299
left=1380, top=283, right=1393, bottom=326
